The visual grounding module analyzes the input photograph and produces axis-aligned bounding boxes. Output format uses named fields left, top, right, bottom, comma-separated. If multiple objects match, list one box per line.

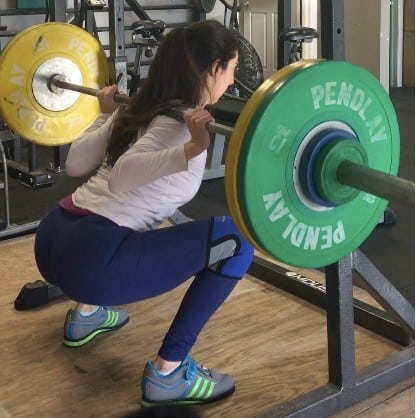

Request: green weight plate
left=227, top=60, right=400, bottom=268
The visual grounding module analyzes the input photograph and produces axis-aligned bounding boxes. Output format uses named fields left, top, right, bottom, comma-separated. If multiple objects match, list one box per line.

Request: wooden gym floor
left=0, top=233, right=414, bottom=418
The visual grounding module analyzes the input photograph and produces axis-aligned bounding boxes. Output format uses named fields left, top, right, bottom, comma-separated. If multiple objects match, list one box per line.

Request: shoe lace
left=184, top=355, right=213, bottom=381
left=197, top=364, right=213, bottom=378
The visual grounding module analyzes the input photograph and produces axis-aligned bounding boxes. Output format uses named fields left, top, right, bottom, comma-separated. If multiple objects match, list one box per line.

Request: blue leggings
left=34, top=206, right=254, bottom=361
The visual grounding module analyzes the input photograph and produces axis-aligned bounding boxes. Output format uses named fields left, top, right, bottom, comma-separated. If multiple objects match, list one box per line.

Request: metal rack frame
left=278, top=0, right=345, bottom=68
left=249, top=250, right=414, bottom=417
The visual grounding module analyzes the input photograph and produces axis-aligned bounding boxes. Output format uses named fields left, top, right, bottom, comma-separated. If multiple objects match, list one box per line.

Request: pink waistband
left=59, top=194, right=92, bottom=216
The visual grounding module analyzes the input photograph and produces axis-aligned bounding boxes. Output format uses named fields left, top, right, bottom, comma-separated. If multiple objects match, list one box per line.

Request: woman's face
left=204, top=51, right=239, bottom=105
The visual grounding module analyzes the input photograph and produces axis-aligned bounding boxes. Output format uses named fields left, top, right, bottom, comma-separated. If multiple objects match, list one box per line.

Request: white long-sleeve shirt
left=65, top=112, right=207, bottom=231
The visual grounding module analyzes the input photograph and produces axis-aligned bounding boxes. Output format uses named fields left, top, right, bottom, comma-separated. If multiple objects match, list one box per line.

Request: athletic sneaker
left=63, top=306, right=129, bottom=347
left=141, top=355, right=235, bottom=406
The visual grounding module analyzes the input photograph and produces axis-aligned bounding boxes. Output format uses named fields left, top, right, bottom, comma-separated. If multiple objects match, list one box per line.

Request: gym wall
left=344, top=0, right=414, bottom=88
left=403, top=0, right=414, bottom=87
left=344, top=0, right=390, bottom=91
left=0, top=1, right=414, bottom=88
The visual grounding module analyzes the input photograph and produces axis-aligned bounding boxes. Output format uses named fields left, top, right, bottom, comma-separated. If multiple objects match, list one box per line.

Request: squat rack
left=248, top=251, right=414, bottom=417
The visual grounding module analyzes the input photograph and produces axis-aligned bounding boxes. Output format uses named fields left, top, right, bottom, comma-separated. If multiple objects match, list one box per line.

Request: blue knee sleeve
left=208, top=216, right=254, bottom=278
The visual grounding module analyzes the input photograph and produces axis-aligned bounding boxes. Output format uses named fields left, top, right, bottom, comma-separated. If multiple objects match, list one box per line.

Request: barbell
left=0, top=22, right=414, bottom=268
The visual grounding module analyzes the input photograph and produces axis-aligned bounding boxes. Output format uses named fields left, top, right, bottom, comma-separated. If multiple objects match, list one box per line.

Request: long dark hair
left=106, top=20, right=238, bottom=166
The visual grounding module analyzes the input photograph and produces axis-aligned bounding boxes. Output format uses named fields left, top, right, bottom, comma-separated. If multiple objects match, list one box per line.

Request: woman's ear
left=209, top=60, right=221, bottom=77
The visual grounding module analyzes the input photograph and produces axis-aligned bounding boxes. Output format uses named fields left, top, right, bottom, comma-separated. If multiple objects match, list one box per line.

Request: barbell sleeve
left=337, top=160, right=415, bottom=208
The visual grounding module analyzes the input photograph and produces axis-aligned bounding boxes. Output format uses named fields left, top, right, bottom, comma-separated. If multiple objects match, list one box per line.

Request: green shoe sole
left=63, top=317, right=129, bottom=347
left=140, top=386, right=235, bottom=408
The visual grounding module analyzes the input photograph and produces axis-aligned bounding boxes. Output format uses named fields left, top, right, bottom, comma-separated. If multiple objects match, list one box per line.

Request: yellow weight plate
left=225, top=60, right=320, bottom=253
left=0, top=22, right=109, bottom=146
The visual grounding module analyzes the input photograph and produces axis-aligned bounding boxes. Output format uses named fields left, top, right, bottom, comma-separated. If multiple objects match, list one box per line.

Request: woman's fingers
left=96, top=85, right=123, bottom=114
